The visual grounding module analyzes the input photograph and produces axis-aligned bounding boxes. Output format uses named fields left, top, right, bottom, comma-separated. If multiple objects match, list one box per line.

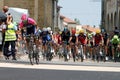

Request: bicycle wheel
left=29, top=51, right=34, bottom=65
left=33, top=45, right=39, bottom=64
left=71, top=48, right=75, bottom=62
left=34, top=52, right=39, bottom=64
left=96, top=50, right=100, bottom=62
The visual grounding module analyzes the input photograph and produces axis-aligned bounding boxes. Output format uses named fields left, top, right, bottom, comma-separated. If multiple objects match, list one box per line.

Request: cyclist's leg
left=93, top=44, right=99, bottom=61
left=83, top=45, right=86, bottom=59
left=42, top=41, right=47, bottom=59
left=97, top=44, right=101, bottom=62
left=25, top=37, right=30, bottom=53
left=112, top=45, right=115, bottom=59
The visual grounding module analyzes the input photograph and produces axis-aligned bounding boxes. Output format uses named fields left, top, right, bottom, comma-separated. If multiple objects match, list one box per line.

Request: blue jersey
left=40, top=31, right=51, bottom=41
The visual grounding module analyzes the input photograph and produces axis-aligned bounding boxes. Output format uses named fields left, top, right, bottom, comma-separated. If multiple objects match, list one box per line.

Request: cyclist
left=87, top=33, right=94, bottom=59
left=61, top=27, right=70, bottom=47
left=40, top=28, right=48, bottom=50
left=40, top=27, right=53, bottom=59
left=111, top=35, right=120, bottom=59
left=103, top=31, right=109, bottom=60
left=93, top=29, right=103, bottom=61
left=19, top=14, right=37, bottom=53
left=77, top=29, right=87, bottom=59
left=61, top=27, right=70, bottom=43
left=69, top=29, right=77, bottom=61
left=61, top=27, right=71, bottom=60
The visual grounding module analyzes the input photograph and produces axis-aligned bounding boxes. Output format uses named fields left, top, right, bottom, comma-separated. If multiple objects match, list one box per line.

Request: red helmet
left=71, top=29, right=76, bottom=34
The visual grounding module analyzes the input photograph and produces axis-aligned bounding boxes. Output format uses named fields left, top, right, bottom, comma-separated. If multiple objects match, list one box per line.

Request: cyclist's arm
left=107, top=38, right=110, bottom=46
left=101, top=35, right=104, bottom=46
left=85, top=36, right=87, bottom=45
left=76, top=36, right=78, bottom=45
left=69, top=36, right=72, bottom=43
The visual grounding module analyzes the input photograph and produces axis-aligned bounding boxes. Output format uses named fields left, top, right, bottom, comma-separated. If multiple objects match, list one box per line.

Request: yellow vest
left=5, top=23, right=17, bottom=41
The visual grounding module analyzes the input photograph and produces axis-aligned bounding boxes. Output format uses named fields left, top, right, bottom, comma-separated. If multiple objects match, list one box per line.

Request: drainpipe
left=44, top=0, right=46, bottom=27
left=116, top=0, right=119, bottom=29
left=52, top=0, right=55, bottom=32
left=117, top=0, right=120, bottom=30
left=34, top=0, right=38, bottom=23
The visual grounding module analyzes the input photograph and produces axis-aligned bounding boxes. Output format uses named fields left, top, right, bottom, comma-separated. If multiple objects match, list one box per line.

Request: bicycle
left=113, top=45, right=120, bottom=62
left=93, top=44, right=103, bottom=62
left=26, top=34, right=39, bottom=65
left=46, top=41, right=54, bottom=61
left=62, top=41, right=70, bottom=61
left=71, top=43, right=77, bottom=62
left=100, top=45, right=106, bottom=62
left=78, top=44, right=84, bottom=62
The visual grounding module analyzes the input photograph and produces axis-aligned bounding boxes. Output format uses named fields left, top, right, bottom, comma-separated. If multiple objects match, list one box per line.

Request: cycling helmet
left=21, top=14, right=27, bottom=21
left=113, top=35, right=118, bottom=39
left=64, top=27, right=68, bottom=32
left=47, top=27, right=51, bottom=31
left=59, top=31, right=62, bottom=34
left=96, top=29, right=101, bottom=34
left=79, top=29, right=84, bottom=34
left=42, top=28, right=47, bottom=31
left=71, top=29, right=76, bottom=34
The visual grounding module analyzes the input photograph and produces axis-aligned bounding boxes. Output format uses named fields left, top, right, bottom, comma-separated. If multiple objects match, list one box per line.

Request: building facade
left=101, top=0, right=120, bottom=33
left=0, top=0, right=58, bottom=30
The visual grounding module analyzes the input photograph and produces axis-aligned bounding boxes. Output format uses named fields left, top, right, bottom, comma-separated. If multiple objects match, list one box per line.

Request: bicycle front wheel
left=29, top=51, right=34, bottom=65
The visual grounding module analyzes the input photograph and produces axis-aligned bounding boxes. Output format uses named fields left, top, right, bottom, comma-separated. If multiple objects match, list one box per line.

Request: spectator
left=0, top=6, right=9, bottom=51
left=3, top=14, right=17, bottom=60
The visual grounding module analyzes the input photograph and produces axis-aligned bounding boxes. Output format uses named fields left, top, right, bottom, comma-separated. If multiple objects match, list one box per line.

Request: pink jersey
left=19, top=18, right=36, bottom=28
left=19, top=14, right=36, bottom=28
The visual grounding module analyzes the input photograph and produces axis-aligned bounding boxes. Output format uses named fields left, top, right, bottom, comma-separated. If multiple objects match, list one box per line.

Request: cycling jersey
left=19, top=18, right=36, bottom=35
left=103, top=33, right=109, bottom=46
left=61, top=30, right=70, bottom=42
left=94, top=34, right=102, bottom=45
left=111, top=35, right=119, bottom=45
left=70, top=35, right=76, bottom=43
left=87, top=34, right=94, bottom=47
left=40, top=31, right=52, bottom=45
left=78, top=34, right=87, bottom=45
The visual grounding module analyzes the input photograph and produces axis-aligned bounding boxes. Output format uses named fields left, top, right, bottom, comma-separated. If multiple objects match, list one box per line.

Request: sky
left=58, top=0, right=101, bottom=27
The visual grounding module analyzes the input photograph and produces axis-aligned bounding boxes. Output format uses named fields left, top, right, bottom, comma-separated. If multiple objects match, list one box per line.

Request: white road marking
left=0, top=62, right=120, bottom=72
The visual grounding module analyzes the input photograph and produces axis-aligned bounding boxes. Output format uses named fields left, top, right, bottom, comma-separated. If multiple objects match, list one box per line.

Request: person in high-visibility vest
left=3, top=14, right=17, bottom=60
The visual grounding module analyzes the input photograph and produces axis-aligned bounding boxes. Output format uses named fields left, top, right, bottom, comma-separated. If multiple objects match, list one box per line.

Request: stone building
left=0, top=0, right=58, bottom=30
left=101, top=0, right=120, bottom=33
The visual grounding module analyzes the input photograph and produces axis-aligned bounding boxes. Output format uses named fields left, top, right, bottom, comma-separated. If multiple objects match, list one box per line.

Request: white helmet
left=42, top=28, right=47, bottom=31
left=47, top=27, right=51, bottom=31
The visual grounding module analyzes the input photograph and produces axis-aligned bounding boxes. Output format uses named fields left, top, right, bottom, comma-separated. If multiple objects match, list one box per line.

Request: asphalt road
left=0, top=67, right=119, bottom=80
left=0, top=61, right=120, bottom=80
left=0, top=52, right=120, bottom=80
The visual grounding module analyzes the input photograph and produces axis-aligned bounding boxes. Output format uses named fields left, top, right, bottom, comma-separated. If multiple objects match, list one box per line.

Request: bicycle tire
left=34, top=52, right=39, bottom=64
left=29, top=51, right=34, bottom=65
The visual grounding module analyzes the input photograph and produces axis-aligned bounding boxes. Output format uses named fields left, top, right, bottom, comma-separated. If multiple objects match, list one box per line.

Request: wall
left=0, top=0, right=55, bottom=28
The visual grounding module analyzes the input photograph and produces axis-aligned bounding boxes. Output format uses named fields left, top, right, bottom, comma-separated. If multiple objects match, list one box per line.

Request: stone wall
left=0, top=0, right=4, bottom=10
left=0, top=0, right=54, bottom=28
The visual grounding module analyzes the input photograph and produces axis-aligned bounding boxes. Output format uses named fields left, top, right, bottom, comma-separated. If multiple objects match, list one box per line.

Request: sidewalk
left=0, top=51, right=27, bottom=60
